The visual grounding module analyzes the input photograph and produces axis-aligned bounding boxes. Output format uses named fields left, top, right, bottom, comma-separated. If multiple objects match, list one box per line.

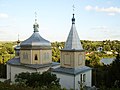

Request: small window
left=80, top=74, right=82, bottom=83
left=35, top=54, right=38, bottom=60
left=83, top=74, right=86, bottom=82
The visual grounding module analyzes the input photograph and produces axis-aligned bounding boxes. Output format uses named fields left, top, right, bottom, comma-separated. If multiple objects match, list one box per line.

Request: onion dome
left=14, top=37, right=21, bottom=57
left=20, top=19, right=51, bottom=49
left=14, top=35, right=21, bottom=50
left=14, top=41, right=20, bottom=50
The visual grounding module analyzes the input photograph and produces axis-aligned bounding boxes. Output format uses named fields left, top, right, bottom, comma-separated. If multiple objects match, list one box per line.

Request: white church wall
left=52, top=72, right=74, bottom=89
left=76, top=70, right=92, bottom=88
left=7, top=64, right=11, bottom=80
left=75, top=75, right=80, bottom=90
left=10, top=65, right=35, bottom=82
left=52, top=69, right=92, bottom=90
left=8, top=65, right=50, bottom=83
left=85, top=70, right=92, bottom=86
left=7, top=62, right=60, bottom=83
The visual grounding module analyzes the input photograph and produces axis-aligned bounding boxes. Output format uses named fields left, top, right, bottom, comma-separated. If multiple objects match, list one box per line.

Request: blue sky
left=0, top=0, right=120, bottom=41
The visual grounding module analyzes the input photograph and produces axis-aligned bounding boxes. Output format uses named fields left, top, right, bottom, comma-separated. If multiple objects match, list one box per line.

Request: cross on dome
left=33, top=12, right=39, bottom=32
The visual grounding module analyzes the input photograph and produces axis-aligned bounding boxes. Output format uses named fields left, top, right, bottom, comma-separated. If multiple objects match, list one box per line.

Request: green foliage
left=0, top=81, right=33, bottom=90
left=91, top=53, right=120, bottom=89
left=86, top=52, right=101, bottom=67
left=15, top=71, right=60, bottom=88
left=0, top=42, right=15, bottom=55
left=82, top=40, right=120, bottom=53
left=108, top=54, right=120, bottom=87
left=51, top=42, right=64, bottom=62
left=0, top=42, right=15, bottom=64
left=5, top=43, right=15, bottom=54
left=51, top=40, right=120, bottom=62
left=0, top=81, right=63, bottom=90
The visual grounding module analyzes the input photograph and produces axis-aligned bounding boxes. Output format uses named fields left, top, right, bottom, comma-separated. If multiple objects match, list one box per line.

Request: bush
left=15, top=71, right=60, bottom=88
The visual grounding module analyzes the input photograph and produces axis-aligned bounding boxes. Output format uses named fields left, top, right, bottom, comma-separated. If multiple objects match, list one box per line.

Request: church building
left=52, top=14, right=92, bottom=90
left=7, top=13, right=92, bottom=89
left=7, top=19, right=59, bottom=82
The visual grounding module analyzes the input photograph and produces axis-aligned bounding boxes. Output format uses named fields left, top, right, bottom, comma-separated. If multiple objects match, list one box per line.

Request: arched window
left=83, top=74, right=86, bottom=82
left=80, top=74, right=82, bottom=83
left=35, top=54, right=38, bottom=60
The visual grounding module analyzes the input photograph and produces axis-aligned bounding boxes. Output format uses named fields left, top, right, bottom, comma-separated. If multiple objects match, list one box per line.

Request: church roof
left=20, top=32, right=51, bottom=47
left=7, top=57, right=60, bottom=69
left=63, top=14, right=83, bottom=50
left=52, top=66, right=92, bottom=75
left=20, top=19, right=51, bottom=48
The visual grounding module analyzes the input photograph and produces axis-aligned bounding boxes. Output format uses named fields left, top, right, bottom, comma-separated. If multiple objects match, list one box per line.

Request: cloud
left=0, top=13, right=8, bottom=19
left=95, top=6, right=120, bottom=13
left=85, top=5, right=93, bottom=11
left=91, top=26, right=108, bottom=31
left=85, top=5, right=120, bottom=16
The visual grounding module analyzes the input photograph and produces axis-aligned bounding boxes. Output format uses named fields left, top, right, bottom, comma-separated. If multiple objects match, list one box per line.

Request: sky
left=0, top=0, right=120, bottom=42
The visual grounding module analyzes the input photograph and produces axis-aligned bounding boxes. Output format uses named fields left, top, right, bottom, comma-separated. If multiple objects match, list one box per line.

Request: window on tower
left=35, top=54, right=38, bottom=60
left=80, top=74, right=82, bottom=83
left=83, top=74, right=86, bottom=82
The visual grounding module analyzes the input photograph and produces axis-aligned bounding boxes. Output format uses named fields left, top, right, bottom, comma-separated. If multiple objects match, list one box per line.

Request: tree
left=108, top=53, right=120, bottom=88
left=86, top=53, right=101, bottom=67
left=103, top=45, right=111, bottom=51
left=0, top=81, right=63, bottom=90
left=15, top=71, right=60, bottom=88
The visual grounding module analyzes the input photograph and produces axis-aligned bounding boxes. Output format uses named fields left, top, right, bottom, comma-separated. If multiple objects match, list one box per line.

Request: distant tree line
left=52, top=40, right=120, bottom=62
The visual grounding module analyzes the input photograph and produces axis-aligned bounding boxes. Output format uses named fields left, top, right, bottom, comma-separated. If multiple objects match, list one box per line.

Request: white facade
left=53, top=69, right=92, bottom=90
left=6, top=14, right=92, bottom=90
left=7, top=64, right=57, bottom=82
left=52, top=72, right=74, bottom=89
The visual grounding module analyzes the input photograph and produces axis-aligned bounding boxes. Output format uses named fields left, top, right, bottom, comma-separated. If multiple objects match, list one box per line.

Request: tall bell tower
left=60, top=14, right=85, bottom=68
